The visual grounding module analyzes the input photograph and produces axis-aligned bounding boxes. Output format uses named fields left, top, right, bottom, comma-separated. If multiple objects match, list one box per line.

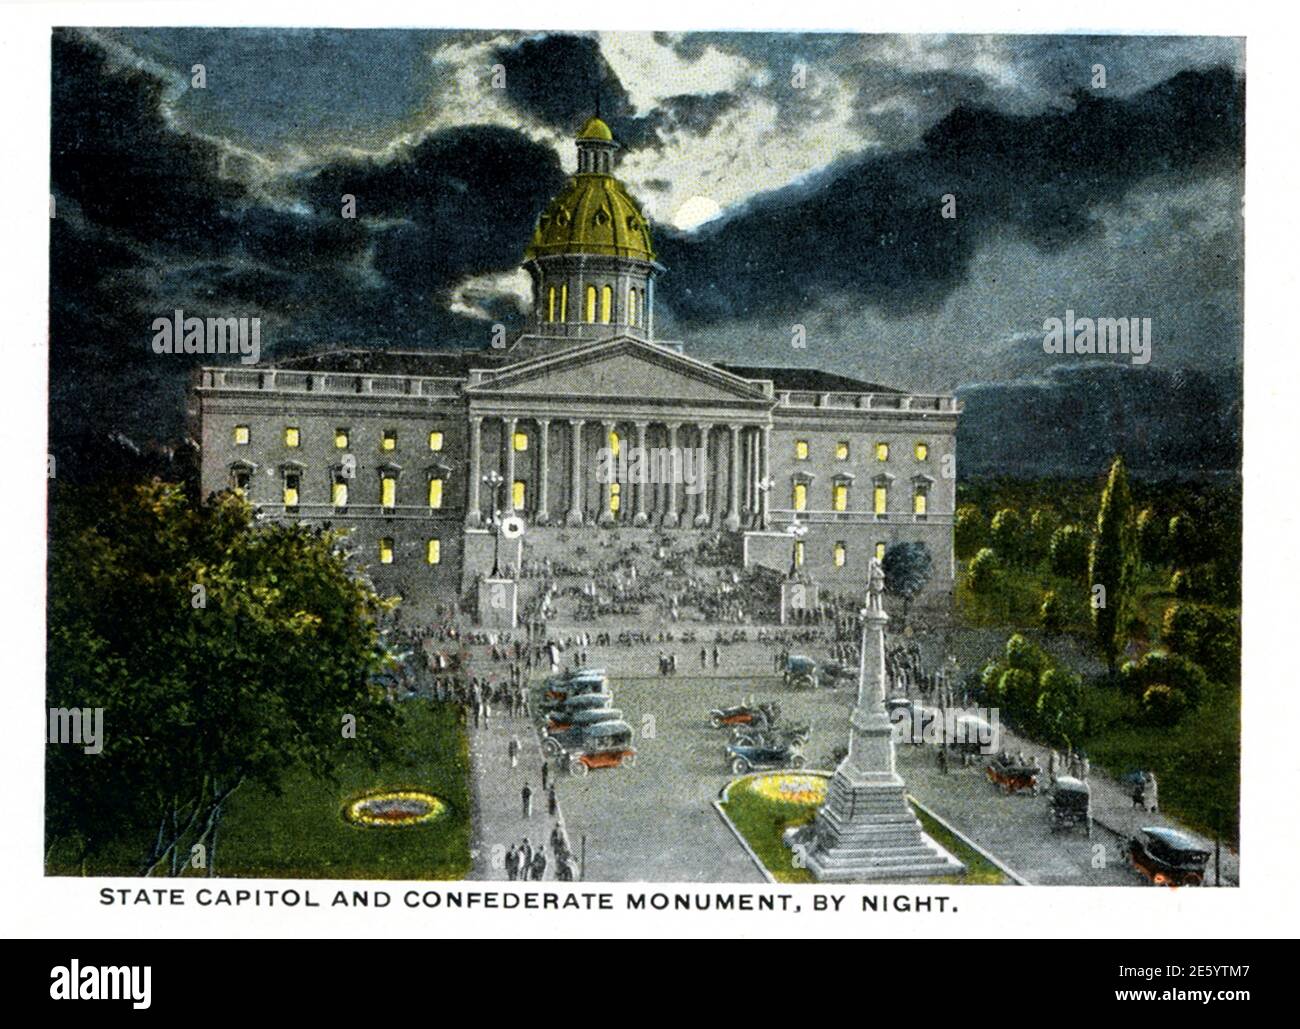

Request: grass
left=48, top=701, right=472, bottom=879
left=719, top=773, right=1011, bottom=885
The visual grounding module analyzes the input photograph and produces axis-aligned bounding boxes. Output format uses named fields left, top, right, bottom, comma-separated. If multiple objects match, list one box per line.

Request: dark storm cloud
left=656, top=66, right=1244, bottom=325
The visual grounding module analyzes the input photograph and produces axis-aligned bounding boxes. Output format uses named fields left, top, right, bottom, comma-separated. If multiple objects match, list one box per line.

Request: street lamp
left=482, top=469, right=505, bottom=577
left=785, top=512, right=808, bottom=578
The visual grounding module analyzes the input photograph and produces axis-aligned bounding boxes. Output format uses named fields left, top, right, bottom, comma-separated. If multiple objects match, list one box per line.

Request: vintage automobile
left=783, top=655, right=819, bottom=690
left=546, top=706, right=624, bottom=734
left=1128, top=827, right=1211, bottom=886
left=1049, top=776, right=1092, bottom=835
left=709, top=699, right=780, bottom=730
left=819, top=660, right=858, bottom=688
left=985, top=753, right=1041, bottom=794
left=541, top=688, right=613, bottom=716
left=565, top=720, right=637, bottom=776
left=731, top=722, right=810, bottom=747
left=726, top=737, right=806, bottom=775
left=543, top=669, right=609, bottom=703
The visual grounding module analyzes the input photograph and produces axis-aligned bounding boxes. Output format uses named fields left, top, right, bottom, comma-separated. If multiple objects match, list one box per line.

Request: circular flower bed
left=343, top=790, right=445, bottom=828
left=747, top=773, right=828, bottom=807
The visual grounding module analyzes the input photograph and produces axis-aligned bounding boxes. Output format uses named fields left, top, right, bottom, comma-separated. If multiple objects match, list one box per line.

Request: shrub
left=1141, top=684, right=1190, bottom=727
left=1039, top=590, right=1064, bottom=634
left=1049, top=524, right=1089, bottom=581
left=967, top=547, right=1000, bottom=594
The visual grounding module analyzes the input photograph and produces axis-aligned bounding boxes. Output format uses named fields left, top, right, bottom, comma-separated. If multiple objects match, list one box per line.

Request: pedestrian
left=508, top=735, right=520, bottom=769
left=541, top=760, right=550, bottom=791
left=702, top=647, right=708, bottom=669
left=547, top=784, right=558, bottom=816
left=713, top=645, right=720, bottom=668
left=938, top=746, right=948, bottom=775
left=1145, top=771, right=1159, bottom=812
left=1080, top=754, right=1090, bottom=781
left=531, top=846, right=548, bottom=882
left=505, top=845, right=518, bottom=881
left=521, top=782, right=533, bottom=818
left=521, top=836, right=533, bottom=873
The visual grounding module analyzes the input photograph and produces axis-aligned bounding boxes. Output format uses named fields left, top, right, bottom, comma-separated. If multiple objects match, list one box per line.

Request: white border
left=1, top=0, right=1295, bottom=940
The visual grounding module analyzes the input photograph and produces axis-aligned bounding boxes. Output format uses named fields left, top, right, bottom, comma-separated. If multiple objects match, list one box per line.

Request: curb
left=906, top=793, right=1030, bottom=885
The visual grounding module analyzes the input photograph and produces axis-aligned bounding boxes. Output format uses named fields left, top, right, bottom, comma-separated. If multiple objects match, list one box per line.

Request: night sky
left=49, top=28, right=1244, bottom=477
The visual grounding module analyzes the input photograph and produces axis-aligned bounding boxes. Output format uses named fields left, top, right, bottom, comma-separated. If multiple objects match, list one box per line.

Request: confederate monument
left=788, top=557, right=965, bottom=881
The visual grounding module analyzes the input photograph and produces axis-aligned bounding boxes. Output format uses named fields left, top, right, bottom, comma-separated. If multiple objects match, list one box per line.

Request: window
left=513, top=431, right=528, bottom=452
left=914, top=490, right=927, bottom=516
left=875, top=542, right=886, bottom=561
left=836, top=441, right=849, bottom=460
left=335, top=429, right=349, bottom=449
left=874, top=485, right=888, bottom=515
left=600, top=284, right=612, bottom=324
left=793, top=482, right=807, bottom=512
left=232, top=469, right=250, bottom=496
left=382, top=430, right=397, bottom=451
left=794, top=540, right=805, bottom=567
left=378, top=538, right=394, bottom=564
left=332, top=480, right=348, bottom=507
left=284, top=427, right=300, bottom=448
left=795, top=440, right=809, bottom=460
left=428, top=431, right=444, bottom=452
left=234, top=425, right=250, bottom=446
left=608, top=429, right=620, bottom=456
left=426, top=539, right=441, bottom=565
left=585, top=285, right=597, bottom=323
left=381, top=476, right=396, bottom=509
left=512, top=480, right=526, bottom=510
left=560, top=283, right=568, bottom=321
left=628, top=286, right=638, bottom=325
left=609, top=481, right=620, bottom=513
left=283, top=473, right=300, bottom=509
left=876, top=442, right=889, bottom=462
left=832, top=482, right=848, bottom=512
left=834, top=542, right=846, bottom=568
left=547, top=286, right=556, bottom=322
left=915, top=442, right=929, bottom=461
left=428, top=478, right=443, bottom=509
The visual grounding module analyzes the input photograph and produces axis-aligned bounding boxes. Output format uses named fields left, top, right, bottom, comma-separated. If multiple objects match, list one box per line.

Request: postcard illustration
left=46, top=28, right=1243, bottom=888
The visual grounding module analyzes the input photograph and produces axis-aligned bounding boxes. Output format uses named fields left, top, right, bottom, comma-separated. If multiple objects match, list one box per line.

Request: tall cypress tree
left=1089, top=455, right=1139, bottom=673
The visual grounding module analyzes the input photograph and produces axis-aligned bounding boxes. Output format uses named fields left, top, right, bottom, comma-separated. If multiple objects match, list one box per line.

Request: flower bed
left=343, top=789, right=445, bottom=828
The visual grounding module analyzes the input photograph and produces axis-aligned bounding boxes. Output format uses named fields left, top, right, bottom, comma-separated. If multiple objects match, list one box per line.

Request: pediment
left=466, top=336, right=770, bottom=404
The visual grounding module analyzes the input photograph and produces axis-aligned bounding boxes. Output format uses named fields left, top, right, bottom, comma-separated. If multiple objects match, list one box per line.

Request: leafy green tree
left=967, top=547, right=1000, bottom=595
left=882, top=541, right=932, bottom=626
left=1049, top=524, right=1089, bottom=581
left=1168, top=513, right=1198, bottom=562
left=990, top=508, right=1023, bottom=563
left=1141, top=684, right=1190, bottom=727
left=47, top=481, right=400, bottom=876
left=1089, top=456, right=1139, bottom=673
left=1119, top=650, right=1209, bottom=708
left=1039, top=590, right=1064, bottom=635
left=1137, top=507, right=1164, bottom=568
left=1027, top=508, right=1058, bottom=566
left=954, top=505, right=986, bottom=560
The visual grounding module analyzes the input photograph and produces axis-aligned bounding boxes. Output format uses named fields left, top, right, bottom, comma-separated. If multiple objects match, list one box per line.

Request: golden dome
left=526, top=170, right=655, bottom=262
left=577, top=116, right=614, bottom=141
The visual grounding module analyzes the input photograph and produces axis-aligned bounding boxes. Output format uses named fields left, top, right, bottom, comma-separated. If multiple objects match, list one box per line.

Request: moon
left=671, top=195, right=723, bottom=231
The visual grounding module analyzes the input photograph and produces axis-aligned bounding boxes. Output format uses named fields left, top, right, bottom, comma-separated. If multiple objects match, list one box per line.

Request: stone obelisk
left=789, top=558, right=965, bottom=881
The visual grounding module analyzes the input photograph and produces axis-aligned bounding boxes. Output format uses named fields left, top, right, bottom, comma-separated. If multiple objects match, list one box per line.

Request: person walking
left=531, top=846, right=548, bottom=882
left=521, top=782, right=533, bottom=818
left=505, top=845, right=519, bottom=881
left=547, top=784, right=558, bottom=817
left=520, top=836, right=533, bottom=873
left=541, top=760, right=550, bottom=792
left=508, top=735, right=520, bottom=769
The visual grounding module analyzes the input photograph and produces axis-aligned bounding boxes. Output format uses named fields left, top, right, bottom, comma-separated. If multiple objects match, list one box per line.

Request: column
left=503, top=416, right=518, bottom=514
left=467, top=416, right=483, bottom=527
left=633, top=420, right=649, bottom=526
left=693, top=423, right=712, bottom=527
left=662, top=422, right=680, bottom=528
left=566, top=419, right=584, bottom=527
left=761, top=424, right=772, bottom=529
left=725, top=424, right=742, bottom=531
left=535, top=418, right=551, bottom=524
left=598, top=420, right=615, bottom=525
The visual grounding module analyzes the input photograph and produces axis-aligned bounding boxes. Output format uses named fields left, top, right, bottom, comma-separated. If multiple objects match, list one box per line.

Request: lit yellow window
left=512, top=480, right=526, bottom=510
left=795, top=540, right=804, bottom=567
left=284, top=427, right=300, bottom=448
left=875, top=542, right=886, bottom=561
left=513, top=432, right=528, bottom=452
left=381, top=476, right=396, bottom=508
left=914, top=491, right=927, bottom=516
left=379, top=538, right=393, bottom=564
left=609, top=482, right=620, bottom=513
left=836, top=441, right=849, bottom=460
left=609, top=430, right=620, bottom=456
left=915, top=442, right=929, bottom=461
left=833, top=483, right=848, bottom=512
left=627, top=286, right=637, bottom=325
left=585, top=285, right=597, bottom=323
left=876, top=442, right=889, bottom=461
left=560, top=283, right=568, bottom=321
left=795, top=440, right=809, bottom=460
left=382, top=430, right=397, bottom=451
left=428, top=431, right=443, bottom=452
left=332, top=481, right=348, bottom=507
left=834, top=543, right=846, bottom=568
left=600, top=284, right=612, bottom=324
left=874, top=485, right=888, bottom=514
left=335, top=429, right=349, bottom=449
left=283, top=480, right=299, bottom=507
left=793, top=482, right=807, bottom=512
left=426, top=539, right=441, bottom=565
left=428, top=478, right=443, bottom=509
left=547, top=286, right=556, bottom=322
left=234, top=425, right=250, bottom=446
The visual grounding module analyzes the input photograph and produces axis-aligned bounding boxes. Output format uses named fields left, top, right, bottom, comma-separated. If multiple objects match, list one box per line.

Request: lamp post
left=785, top=512, right=808, bottom=578
left=482, top=469, right=505, bottom=578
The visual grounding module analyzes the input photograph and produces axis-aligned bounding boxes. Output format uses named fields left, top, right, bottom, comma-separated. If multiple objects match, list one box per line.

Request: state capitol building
left=192, top=117, right=961, bottom=617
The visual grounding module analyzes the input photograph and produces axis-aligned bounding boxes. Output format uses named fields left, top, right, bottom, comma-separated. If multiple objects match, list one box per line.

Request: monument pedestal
left=477, top=577, right=518, bottom=629
left=788, top=564, right=965, bottom=882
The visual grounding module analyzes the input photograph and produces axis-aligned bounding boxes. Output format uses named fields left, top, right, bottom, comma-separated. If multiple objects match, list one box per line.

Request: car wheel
left=732, top=757, right=749, bottom=775
left=542, top=738, right=560, bottom=757
left=570, top=759, right=588, bottom=777
left=788, top=755, right=806, bottom=769
left=710, top=715, right=723, bottom=728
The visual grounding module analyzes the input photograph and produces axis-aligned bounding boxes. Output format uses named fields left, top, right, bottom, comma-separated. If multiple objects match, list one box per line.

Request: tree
left=882, top=541, right=933, bottom=626
left=1027, top=508, right=1058, bottom=567
left=1136, top=507, right=1164, bottom=568
left=1089, top=456, right=1139, bottom=673
left=1049, top=524, right=1089, bottom=581
left=954, top=505, right=986, bottom=560
left=967, top=547, right=1000, bottom=595
left=47, top=480, right=400, bottom=875
left=990, top=508, right=1023, bottom=563
left=1039, top=590, right=1064, bottom=635
left=1168, top=513, right=1198, bottom=563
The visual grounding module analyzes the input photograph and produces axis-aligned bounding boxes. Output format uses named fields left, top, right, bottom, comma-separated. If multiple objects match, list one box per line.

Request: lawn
left=718, top=772, right=1010, bottom=885
left=47, top=701, right=472, bottom=879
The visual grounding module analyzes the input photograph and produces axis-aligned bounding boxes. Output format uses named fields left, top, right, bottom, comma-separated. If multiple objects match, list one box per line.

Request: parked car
left=543, top=669, right=609, bottom=703
left=709, top=699, right=779, bottom=730
left=565, top=720, right=637, bottom=775
left=726, top=738, right=806, bottom=775
left=541, top=689, right=613, bottom=715
left=1128, top=827, right=1210, bottom=886
left=546, top=707, right=624, bottom=733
